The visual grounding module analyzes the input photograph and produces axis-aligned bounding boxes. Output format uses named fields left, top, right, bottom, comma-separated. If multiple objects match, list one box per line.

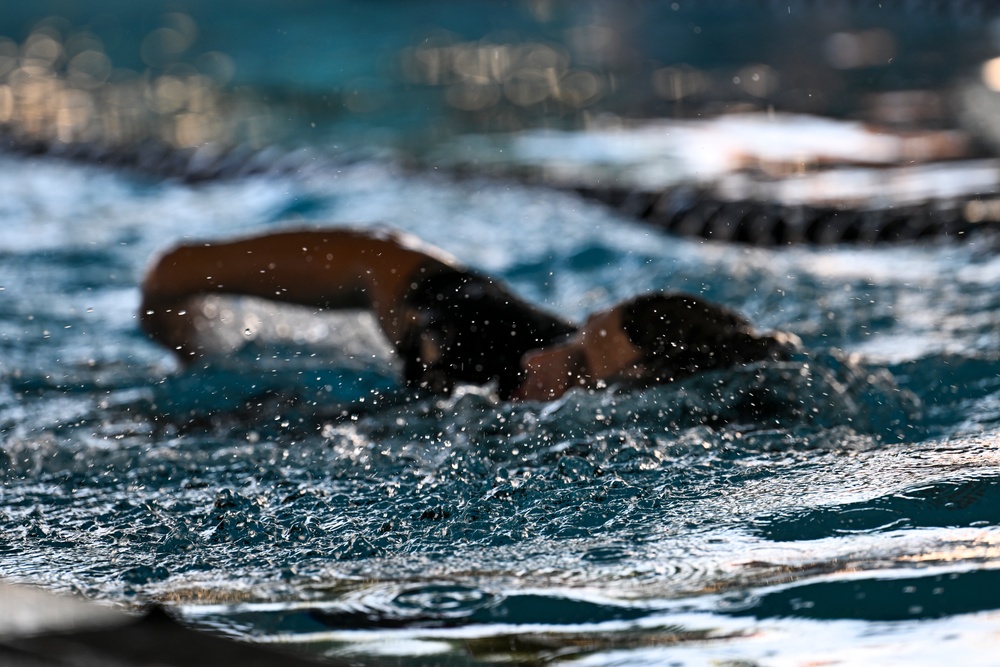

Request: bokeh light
left=0, top=13, right=273, bottom=156
left=0, top=3, right=995, bottom=165
left=824, top=29, right=896, bottom=70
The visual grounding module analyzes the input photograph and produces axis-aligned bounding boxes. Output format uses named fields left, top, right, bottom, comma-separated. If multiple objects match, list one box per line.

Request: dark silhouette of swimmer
left=140, top=228, right=797, bottom=401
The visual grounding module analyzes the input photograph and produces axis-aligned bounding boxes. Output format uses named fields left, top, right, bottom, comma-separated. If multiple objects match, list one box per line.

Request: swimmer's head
left=616, top=292, right=797, bottom=382
left=515, top=292, right=796, bottom=400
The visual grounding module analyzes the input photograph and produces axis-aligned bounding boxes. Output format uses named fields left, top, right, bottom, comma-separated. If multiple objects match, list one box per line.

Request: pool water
left=5, top=1, right=1000, bottom=664
left=3, top=150, right=1000, bottom=665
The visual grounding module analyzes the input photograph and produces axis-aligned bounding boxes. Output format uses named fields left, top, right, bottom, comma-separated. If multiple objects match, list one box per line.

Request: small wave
left=755, top=473, right=1000, bottom=542
left=722, top=567, right=1000, bottom=621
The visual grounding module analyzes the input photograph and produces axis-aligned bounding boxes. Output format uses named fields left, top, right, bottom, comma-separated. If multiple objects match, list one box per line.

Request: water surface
left=5, top=2, right=1000, bottom=664
left=3, top=151, right=1000, bottom=665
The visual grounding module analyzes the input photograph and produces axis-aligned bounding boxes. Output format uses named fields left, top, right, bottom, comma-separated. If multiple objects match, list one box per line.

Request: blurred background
left=2, top=0, right=999, bottom=165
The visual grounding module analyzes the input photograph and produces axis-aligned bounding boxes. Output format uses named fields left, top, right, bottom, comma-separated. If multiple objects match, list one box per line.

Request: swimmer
left=139, top=228, right=797, bottom=401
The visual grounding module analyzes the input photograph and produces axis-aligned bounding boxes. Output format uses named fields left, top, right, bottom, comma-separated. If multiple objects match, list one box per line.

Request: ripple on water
left=6, top=156, right=1000, bottom=664
left=754, top=474, right=1000, bottom=542
left=723, top=568, right=1000, bottom=622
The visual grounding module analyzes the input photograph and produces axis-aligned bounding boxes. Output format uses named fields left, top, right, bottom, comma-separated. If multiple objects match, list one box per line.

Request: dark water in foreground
left=3, top=153, right=1000, bottom=665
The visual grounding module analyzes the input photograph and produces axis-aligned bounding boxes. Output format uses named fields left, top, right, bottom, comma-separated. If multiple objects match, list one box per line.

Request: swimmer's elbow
left=141, top=246, right=184, bottom=300
left=141, top=242, right=221, bottom=306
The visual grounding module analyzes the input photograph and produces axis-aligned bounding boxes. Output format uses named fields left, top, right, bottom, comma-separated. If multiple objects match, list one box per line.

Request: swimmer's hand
left=512, top=343, right=586, bottom=402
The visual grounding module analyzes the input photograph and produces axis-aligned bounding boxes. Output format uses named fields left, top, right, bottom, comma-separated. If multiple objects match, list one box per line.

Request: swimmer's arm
left=139, top=228, right=458, bottom=360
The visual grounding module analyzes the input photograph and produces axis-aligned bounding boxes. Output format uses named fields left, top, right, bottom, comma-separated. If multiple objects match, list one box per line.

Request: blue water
left=3, top=151, right=1000, bottom=665
left=5, top=2, right=1000, bottom=665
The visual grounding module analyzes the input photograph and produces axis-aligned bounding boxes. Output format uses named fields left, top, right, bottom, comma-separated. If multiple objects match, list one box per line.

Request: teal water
left=3, top=153, right=1000, bottom=665
left=5, top=2, right=1000, bottom=665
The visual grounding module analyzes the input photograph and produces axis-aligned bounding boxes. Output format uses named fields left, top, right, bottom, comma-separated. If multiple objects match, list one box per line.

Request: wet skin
left=141, top=227, right=788, bottom=402
left=514, top=306, right=645, bottom=401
